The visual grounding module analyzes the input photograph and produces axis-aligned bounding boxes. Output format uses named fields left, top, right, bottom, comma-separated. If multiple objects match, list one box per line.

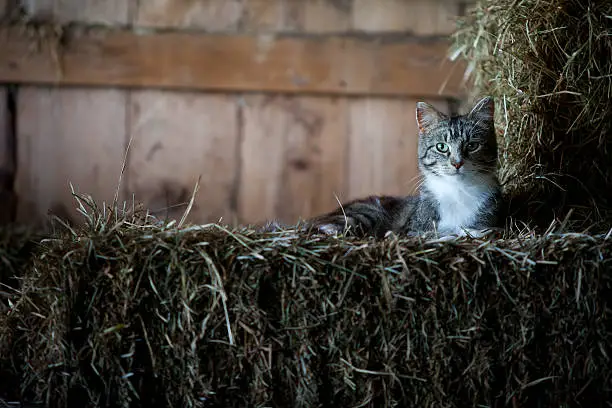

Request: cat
left=302, top=96, right=502, bottom=239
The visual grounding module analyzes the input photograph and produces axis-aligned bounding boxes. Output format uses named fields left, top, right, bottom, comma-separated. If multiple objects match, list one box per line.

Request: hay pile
left=451, top=0, right=612, bottom=231
left=1, top=194, right=611, bottom=408
left=0, top=224, right=39, bottom=293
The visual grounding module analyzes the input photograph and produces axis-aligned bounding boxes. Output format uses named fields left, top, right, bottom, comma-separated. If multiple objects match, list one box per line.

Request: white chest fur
left=425, top=175, right=494, bottom=234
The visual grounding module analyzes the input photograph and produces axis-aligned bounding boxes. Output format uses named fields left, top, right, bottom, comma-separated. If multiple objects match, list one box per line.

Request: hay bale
left=0, top=224, right=41, bottom=403
left=451, top=0, right=612, bottom=230
left=0, top=223, right=40, bottom=289
left=1, top=195, right=611, bottom=407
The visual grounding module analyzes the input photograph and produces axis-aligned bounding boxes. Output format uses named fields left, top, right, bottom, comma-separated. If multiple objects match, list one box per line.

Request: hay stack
left=1, top=195, right=612, bottom=407
left=0, top=225, right=38, bottom=287
left=452, top=0, right=612, bottom=231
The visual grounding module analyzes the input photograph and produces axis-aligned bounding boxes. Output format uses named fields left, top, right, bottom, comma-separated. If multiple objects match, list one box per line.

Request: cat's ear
left=468, top=96, right=495, bottom=122
left=416, top=102, right=445, bottom=133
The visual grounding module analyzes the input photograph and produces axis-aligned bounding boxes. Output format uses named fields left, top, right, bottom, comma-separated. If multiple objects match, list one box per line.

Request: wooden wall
left=0, top=0, right=470, bottom=228
left=0, top=1, right=14, bottom=223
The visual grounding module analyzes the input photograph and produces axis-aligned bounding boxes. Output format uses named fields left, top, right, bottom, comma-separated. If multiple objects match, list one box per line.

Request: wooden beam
left=0, top=25, right=467, bottom=98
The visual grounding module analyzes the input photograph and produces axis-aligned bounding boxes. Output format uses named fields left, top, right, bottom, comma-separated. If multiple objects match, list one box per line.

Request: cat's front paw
left=458, top=228, right=500, bottom=238
left=315, top=223, right=345, bottom=235
left=426, top=233, right=459, bottom=243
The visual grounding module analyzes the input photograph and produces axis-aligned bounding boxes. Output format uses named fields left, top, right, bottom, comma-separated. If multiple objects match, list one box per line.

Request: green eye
left=435, top=143, right=449, bottom=153
left=467, top=142, right=480, bottom=152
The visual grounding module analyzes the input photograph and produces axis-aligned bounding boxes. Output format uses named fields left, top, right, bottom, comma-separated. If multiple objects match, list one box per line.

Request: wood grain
left=352, top=0, right=413, bottom=32
left=240, top=0, right=286, bottom=31
left=302, top=96, right=349, bottom=218
left=277, top=96, right=348, bottom=222
left=237, top=95, right=286, bottom=224
left=135, top=0, right=301, bottom=32
left=20, top=0, right=130, bottom=25
left=15, top=87, right=128, bottom=227
left=347, top=98, right=421, bottom=201
left=408, top=0, right=463, bottom=36
left=135, top=0, right=242, bottom=30
left=0, top=25, right=467, bottom=98
left=127, top=90, right=238, bottom=225
left=297, top=0, right=352, bottom=33
left=237, top=95, right=348, bottom=224
left=352, top=0, right=461, bottom=35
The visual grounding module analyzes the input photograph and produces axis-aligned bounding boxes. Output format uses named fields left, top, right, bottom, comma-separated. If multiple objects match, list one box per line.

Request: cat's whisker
left=406, top=173, right=424, bottom=185
left=409, top=176, right=426, bottom=193
left=411, top=178, right=428, bottom=194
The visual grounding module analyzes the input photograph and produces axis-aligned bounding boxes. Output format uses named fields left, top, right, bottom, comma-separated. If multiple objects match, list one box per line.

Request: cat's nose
left=452, top=159, right=464, bottom=169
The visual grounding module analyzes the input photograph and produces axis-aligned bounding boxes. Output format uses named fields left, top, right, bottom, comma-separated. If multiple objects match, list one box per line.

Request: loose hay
left=0, top=225, right=42, bottom=404
left=1, top=195, right=612, bottom=408
left=0, top=224, right=38, bottom=283
left=451, top=0, right=612, bottom=231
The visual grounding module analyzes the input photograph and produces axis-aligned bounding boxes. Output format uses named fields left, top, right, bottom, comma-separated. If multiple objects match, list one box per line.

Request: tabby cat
left=304, top=96, right=502, bottom=238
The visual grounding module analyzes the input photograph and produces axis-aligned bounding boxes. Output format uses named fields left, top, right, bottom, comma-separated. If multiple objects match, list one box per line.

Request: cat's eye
left=467, top=142, right=480, bottom=152
left=435, top=143, right=449, bottom=153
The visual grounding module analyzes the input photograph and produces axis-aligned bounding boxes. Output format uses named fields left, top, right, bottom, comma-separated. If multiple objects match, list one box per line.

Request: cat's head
left=415, top=96, right=498, bottom=180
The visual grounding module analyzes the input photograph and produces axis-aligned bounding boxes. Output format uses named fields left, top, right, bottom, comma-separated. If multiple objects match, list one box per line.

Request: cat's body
left=304, top=96, right=502, bottom=238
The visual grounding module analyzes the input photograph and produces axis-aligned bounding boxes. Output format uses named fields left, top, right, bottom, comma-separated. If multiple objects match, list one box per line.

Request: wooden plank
left=241, top=0, right=285, bottom=31
left=282, top=0, right=303, bottom=32
left=237, top=95, right=286, bottom=224
left=0, top=86, right=9, bottom=179
left=135, top=0, right=291, bottom=32
left=135, top=0, right=242, bottom=30
left=0, top=86, right=15, bottom=224
left=297, top=0, right=352, bottom=33
left=277, top=96, right=348, bottom=222
left=302, top=96, right=349, bottom=218
left=352, top=0, right=461, bottom=36
left=409, top=0, right=462, bottom=36
left=237, top=95, right=348, bottom=225
left=347, top=98, right=421, bottom=200
left=239, top=0, right=350, bottom=33
left=15, top=87, right=128, bottom=226
left=127, top=90, right=238, bottom=225
left=20, top=0, right=130, bottom=25
left=352, top=0, right=412, bottom=32
left=0, top=25, right=467, bottom=98
left=0, top=10, right=7, bottom=199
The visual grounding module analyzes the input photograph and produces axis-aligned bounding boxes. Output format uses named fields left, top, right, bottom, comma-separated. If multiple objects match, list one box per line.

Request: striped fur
left=306, top=97, right=502, bottom=238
